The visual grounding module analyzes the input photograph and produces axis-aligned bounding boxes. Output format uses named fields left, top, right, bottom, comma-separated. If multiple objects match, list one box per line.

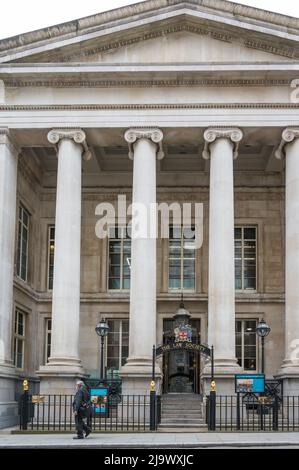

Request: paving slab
left=0, top=432, right=299, bottom=448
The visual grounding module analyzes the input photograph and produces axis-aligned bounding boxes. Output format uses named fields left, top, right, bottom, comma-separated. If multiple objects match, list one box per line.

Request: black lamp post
left=256, top=319, right=271, bottom=375
left=95, top=318, right=110, bottom=380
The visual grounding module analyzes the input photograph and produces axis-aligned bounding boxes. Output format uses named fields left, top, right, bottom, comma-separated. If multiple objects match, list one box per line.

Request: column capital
left=0, top=128, right=19, bottom=157
left=124, top=128, right=164, bottom=160
left=275, top=128, right=299, bottom=160
left=202, top=127, right=243, bottom=160
left=47, top=128, right=91, bottom=161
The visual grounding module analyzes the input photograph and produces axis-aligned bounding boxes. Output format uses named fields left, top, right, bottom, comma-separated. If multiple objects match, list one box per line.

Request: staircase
left=158, top=393, right=206, bottom=430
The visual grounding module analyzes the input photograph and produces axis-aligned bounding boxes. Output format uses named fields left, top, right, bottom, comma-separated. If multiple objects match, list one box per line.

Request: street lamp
left=95, top=318, right=110, bottom=380
left=256, top=319, right=271, bottom=375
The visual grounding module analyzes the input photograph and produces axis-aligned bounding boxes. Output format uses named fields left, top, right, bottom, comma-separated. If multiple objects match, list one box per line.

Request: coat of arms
left=174, top=323, right=192, bottom=343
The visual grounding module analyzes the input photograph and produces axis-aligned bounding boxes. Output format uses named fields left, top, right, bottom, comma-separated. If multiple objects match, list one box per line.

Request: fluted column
left=38, top=129, right=91, bottom=392
left=121, top=128, right=164, bottom=394
left=203, top=128, right=243, bottom=387
left=0, top=129, right=19, bottom=427
left=276, top=128, right=299, bottom=392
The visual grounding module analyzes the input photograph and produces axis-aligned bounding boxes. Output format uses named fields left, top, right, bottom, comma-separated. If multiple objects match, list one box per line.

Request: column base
left=0, top=363, right=18, bottom=429
left=121, top=357, right=162, bottom=395
left=275, top=361, right=299, bottom=395
left=37, top=357, right=87, bottom=395
left=202, top=359, right=242, bottom=395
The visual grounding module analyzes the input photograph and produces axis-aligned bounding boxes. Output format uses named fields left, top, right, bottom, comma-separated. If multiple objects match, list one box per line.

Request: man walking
left=72, top=380, right=92, bottom=439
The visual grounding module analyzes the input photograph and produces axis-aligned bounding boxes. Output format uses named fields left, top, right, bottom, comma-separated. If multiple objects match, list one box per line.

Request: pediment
left=0, top=1, right=299, bottom=64
left=67, top=28, right=293, bottom=64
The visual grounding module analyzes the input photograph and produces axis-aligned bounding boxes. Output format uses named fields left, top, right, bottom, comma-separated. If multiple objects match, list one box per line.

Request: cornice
left=0, top=103, right=298, bottom=112
left=1, top=0, right=299, bottom=55
left=3, top=79, right=291, bottom=88
left=24, top=22, right=298, bottom=64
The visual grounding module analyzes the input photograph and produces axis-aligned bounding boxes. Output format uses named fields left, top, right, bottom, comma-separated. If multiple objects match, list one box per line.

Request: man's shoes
left=85, top=428, right=91, bottom=438
left=73, top=435, right=84, bottom=439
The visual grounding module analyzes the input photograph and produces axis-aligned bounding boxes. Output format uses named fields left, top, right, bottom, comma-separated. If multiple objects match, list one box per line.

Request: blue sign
left=90, top=388, right=108, bottom=414
left=235, top=374, right=265, bottom=394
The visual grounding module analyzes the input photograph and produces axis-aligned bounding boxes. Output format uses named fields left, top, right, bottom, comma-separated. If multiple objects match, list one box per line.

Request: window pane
left=244, top=228, right=256, bottom=239
left=169, top=277, right=181, bottom=289
left=234, top=228, right=242, bottom=239
left=17, top=314, right=24, bottom=336
left=244, top=359, right=256, bottom=370
left=183, top=227, right=195, bottom=240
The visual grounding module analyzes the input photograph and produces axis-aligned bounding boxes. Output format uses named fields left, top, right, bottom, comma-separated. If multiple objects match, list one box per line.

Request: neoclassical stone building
left=1, top=0, right=299, bottom=427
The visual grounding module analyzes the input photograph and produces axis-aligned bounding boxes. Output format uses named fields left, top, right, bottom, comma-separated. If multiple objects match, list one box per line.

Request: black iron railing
left=19, top=394, right=156, bottom=432
left=206, top=394, right=299, bottom=432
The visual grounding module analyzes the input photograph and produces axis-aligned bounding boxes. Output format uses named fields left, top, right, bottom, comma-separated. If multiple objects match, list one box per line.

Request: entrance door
left=162, top=319, right=201, bottom=394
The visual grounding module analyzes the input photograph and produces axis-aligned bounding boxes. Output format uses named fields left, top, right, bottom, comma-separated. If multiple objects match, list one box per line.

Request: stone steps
left=159, top=394, right=205, bottom=429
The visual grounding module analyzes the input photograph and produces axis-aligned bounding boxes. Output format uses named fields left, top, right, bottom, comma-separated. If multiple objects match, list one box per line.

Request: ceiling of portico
left=18, top=126, right=285, bottom=177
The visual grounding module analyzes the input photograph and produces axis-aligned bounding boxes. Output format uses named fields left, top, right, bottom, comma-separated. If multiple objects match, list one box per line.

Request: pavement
left=0, top=429, right=299, bottom=448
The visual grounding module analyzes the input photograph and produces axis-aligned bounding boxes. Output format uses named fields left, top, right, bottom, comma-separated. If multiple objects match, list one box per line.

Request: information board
left=90, top=387, right=108, bottom=414
left=235, top=374, right=265, bottom=394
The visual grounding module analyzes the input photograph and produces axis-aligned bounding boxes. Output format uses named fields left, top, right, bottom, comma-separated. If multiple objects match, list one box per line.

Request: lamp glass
left=256, top=319, right=271, bottom=338
left=95, top=319, right=110, bottom=337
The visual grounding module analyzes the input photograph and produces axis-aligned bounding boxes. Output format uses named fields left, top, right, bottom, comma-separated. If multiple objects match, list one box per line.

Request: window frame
left=107, top=227, right=131, bottom=292
left=44, top=318, right=52, bottom=364
left=105, top=318, right=129, bottom=375
left=168, top=225, right=196, bottom=292
left=16, top=205, right=30, bottom=282
left=13, top=309, right=26, bottom=370
left=235, top=319, right=259, bottom=372
left=235, top=226, right=257, bottom=293
left=47, top=225, right=55, bottom=291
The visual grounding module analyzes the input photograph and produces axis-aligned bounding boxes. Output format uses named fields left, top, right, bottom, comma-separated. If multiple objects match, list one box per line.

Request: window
left=45, top=319, right=52, bottom=364
left=106, top=319, right=129, bottom=377
left=236, top=320, right=258, bottom=371
left=169, top=226, right=196, bottom=291
left=108, top=227, right=131, bottom=290
left=17, top=206, right=30, bottom=281
left=14, top=309, right=26, bottom=369
left=235, top=227, right=257, bottom=291
left=47, top=226, right=55, bottom=290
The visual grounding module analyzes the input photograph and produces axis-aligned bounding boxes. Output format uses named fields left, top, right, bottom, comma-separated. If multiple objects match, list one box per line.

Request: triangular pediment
left=0, top=1, right=299, bottom=64
left=63, top=28, right=293, bottom=64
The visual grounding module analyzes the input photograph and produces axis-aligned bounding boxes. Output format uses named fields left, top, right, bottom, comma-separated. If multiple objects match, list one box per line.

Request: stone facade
left=0, top=0, right=299, bottom=427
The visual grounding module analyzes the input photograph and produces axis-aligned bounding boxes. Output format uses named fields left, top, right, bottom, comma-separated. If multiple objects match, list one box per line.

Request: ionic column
left=276, top=128, right=299, bottom=392
left=121, top=128, right=164, bottom=394
left=203, top=128, right=243, bottom=386
left=0, top=129, right=18, bottom=373
left=0, top=129, right=18, bottom=427
left=38, top=129, right=91, bottom=392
